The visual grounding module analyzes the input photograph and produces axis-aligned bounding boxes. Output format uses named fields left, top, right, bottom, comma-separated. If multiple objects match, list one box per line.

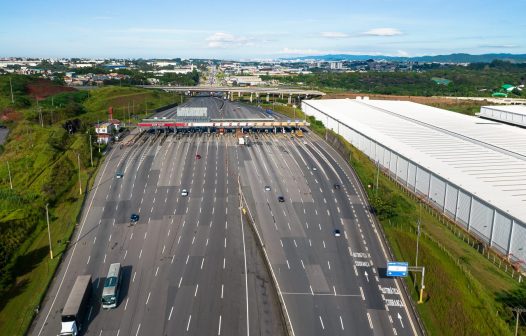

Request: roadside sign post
left=387, top=262, right=426, bottom=304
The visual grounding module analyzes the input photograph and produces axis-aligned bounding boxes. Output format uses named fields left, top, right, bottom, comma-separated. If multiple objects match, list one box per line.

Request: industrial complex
left=302, top=98, right=526, bottom=271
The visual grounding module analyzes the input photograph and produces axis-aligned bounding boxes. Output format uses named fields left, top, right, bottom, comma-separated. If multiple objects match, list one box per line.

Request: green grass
left=0, top=85, right=180, bottom=336
left=303, top=115, right=521, bottom=335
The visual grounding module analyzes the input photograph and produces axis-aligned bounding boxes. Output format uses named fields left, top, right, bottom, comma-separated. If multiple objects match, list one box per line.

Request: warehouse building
left=478, top=105, right=526, bottom=128
left=302, top=98, right=526, bottom=271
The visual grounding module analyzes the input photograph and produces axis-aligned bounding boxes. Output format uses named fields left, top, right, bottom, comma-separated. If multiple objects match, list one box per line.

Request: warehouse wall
left=303, top=101, right=526, bottom=269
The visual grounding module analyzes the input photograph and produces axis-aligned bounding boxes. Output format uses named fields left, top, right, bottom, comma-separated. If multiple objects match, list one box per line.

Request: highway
left=29, top=96, right=421, bottom=336
left=155, top=95, right=275, bottom=120
left=237, top=123, right=422, bottom=335
left=30, top=98, right=285, bottom=336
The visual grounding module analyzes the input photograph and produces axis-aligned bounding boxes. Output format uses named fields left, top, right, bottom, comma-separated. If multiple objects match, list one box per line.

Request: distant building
left=329, top=62, right=343, bottom=70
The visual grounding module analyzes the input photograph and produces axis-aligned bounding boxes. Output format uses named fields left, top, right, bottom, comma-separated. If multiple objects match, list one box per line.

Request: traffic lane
left=308, top=136, right=419, bottom=335
left=245, top=139, right=344, bottom=336
left=33, top=147, right=123, bottom=336
left=264, top=136, right=379, bottom=335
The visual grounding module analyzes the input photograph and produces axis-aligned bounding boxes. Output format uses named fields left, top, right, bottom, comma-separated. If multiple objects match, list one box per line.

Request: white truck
left=238, top=137, right=245, bottom=145
left=60, top=275, right=92, bottom=336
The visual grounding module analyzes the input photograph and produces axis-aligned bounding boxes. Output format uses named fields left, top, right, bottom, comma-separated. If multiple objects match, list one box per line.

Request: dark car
left=334, top=183, right=341, bottom=189
left=195, top=154, right=201, bottom=160
left=130, top=213, right=139, bottom=222
left=278, top=196, right=285, bottom=202
left=333, top=229, right=341, bottom=237
left=115, top=171, right=124, bottom=179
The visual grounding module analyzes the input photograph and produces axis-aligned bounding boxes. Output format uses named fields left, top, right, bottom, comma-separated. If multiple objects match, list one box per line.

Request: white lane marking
left=309, top=239, right=312, bottom=246
left=146, top=292, right=151, bottom=305
left=286, top=260, right=290, bottom=269
left=124, top=298, right=129, bottom=310
left=171, top=255, right=175, bottom=264
left=221, top=284, right=224, bottom=299
left=194, top=284, right=199, bottom=297
left=138, top=249, right=142, bottom=259
left=322, top=240, right=326, bottom=248
left=224, top=237, right=227, bottom=248
left=135, top=323, right=141, bottom=336
left=132, top=271, right=136, bottom=282
left=191, top=236, right=195, bottom=245
left=360, top=286, right=365, bottom=301
left=293, top=239, right=297, bottom=247
left=178, top=276, right=183, bottom=288
left=310, top=285, right=314, bottom=296
left=144, top=232, right=147, bottom=240
left=103, top=254, right=106, bottom=264
left=86, top=256, right=90, bottom=264
left=367, top=313, right=373, bottom=329
left=223, top=258, right=226, bottom=269
left=327, top=260, right=331, bottom=270
left=162, top=245, right=166, bottom=254
left=93, top=236, right=96, bottom=244
left=186, top=315, right=192, bottom=331
left=280, top=239, right=283, bottom=247
left=155, top=267, right=159, bottom=277
left=168, top=306, right=174, bottom=320
left=319, top=316, right=325, bottom=330
left=340, top=316, right=344, bottom=330
left=186, top=255, right=190, bottom=264
left=130, top=232, right=133, bottom=240
left=301, top=259, right=305, bottom=269
left=177, top=236, right=181, bottom=245
left=201, top=258, right=205, bottom=269
left=333, top=286, right=337, bottom=296
left=218, top=315, right=222, bottom=335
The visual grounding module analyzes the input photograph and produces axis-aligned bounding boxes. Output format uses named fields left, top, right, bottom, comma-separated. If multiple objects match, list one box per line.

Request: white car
left=181, top=189, right=188, bottom=197
left=265, top=186, right=271, bottom=191
left=312, top=167, right=318, bottom=171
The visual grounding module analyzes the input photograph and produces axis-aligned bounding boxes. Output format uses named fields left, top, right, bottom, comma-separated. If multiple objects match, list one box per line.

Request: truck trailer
left=60, top=275, right=92, bottom=336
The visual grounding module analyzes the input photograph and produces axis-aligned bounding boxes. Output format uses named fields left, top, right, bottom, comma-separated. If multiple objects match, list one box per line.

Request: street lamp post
left=46, top=203, right=53, bottom=259
left=77, top=153, right=82, bottom=195
left=415, top=202, right=422, bottom=267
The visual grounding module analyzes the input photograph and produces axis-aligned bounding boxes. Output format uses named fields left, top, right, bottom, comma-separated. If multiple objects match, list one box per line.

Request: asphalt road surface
left=154, top=95, right=277, bottom=120
left=29, top=97, right=421, bottom=336
left=29, top=107, right=285, bottom=335
left=236, top=119, right=422, bottom=335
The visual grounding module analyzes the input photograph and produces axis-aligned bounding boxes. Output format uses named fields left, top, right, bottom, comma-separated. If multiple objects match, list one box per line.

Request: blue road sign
left=387, top=262, right=409, bottom=277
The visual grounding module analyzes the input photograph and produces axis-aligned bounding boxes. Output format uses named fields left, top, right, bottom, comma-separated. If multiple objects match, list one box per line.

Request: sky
left=0, top=0, right=525, bottom=60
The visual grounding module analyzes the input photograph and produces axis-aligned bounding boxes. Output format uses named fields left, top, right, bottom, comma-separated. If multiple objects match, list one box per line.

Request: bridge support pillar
left=288, top=94, right=292, bottom=105
left=238, top=91, right=241, bottom=98
left=250, top=93, right=253, bottom=103
left=230, top=91, right=234, bottom=101
left=266, top=94, right=269, bottom=102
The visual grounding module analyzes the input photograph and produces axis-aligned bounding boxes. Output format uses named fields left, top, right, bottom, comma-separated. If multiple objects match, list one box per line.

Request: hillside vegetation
left=263, top=60, right=526, bottom=97
left=0, top=76, right=180, bottom=335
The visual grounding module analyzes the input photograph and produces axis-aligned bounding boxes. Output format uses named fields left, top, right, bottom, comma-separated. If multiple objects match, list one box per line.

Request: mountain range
left=283, top=53, right=526, bottom=63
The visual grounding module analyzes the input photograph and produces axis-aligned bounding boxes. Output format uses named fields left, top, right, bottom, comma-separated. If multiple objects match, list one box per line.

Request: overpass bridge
left=138, top=85, right=325, bottom=104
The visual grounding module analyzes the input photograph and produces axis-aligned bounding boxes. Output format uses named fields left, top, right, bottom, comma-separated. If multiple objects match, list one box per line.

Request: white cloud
left=396, top=50, right=409, bottom=57
left=321, top=32, right=348, bottom=38
left=364, top=28, right=402, bottom=36
left=206, top=32, right=254, bottom=48
left=479, top=44, right=519, bottom=48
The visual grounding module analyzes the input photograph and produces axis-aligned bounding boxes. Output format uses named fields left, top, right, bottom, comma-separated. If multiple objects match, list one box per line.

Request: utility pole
left=46, top=203, right=53, bottom=259
left=375, top=160, right=380, bottom=196
left=7, top=161, right=13, bottom=189
left=77, top=153, right=82, bottom=195
left=9, top=77, right=14, bottom=104
left=415, top=202, right=422, bottom=267
left=512, top=307, right=526, bottom=336
left=89, top=134, right=93, bottom=167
